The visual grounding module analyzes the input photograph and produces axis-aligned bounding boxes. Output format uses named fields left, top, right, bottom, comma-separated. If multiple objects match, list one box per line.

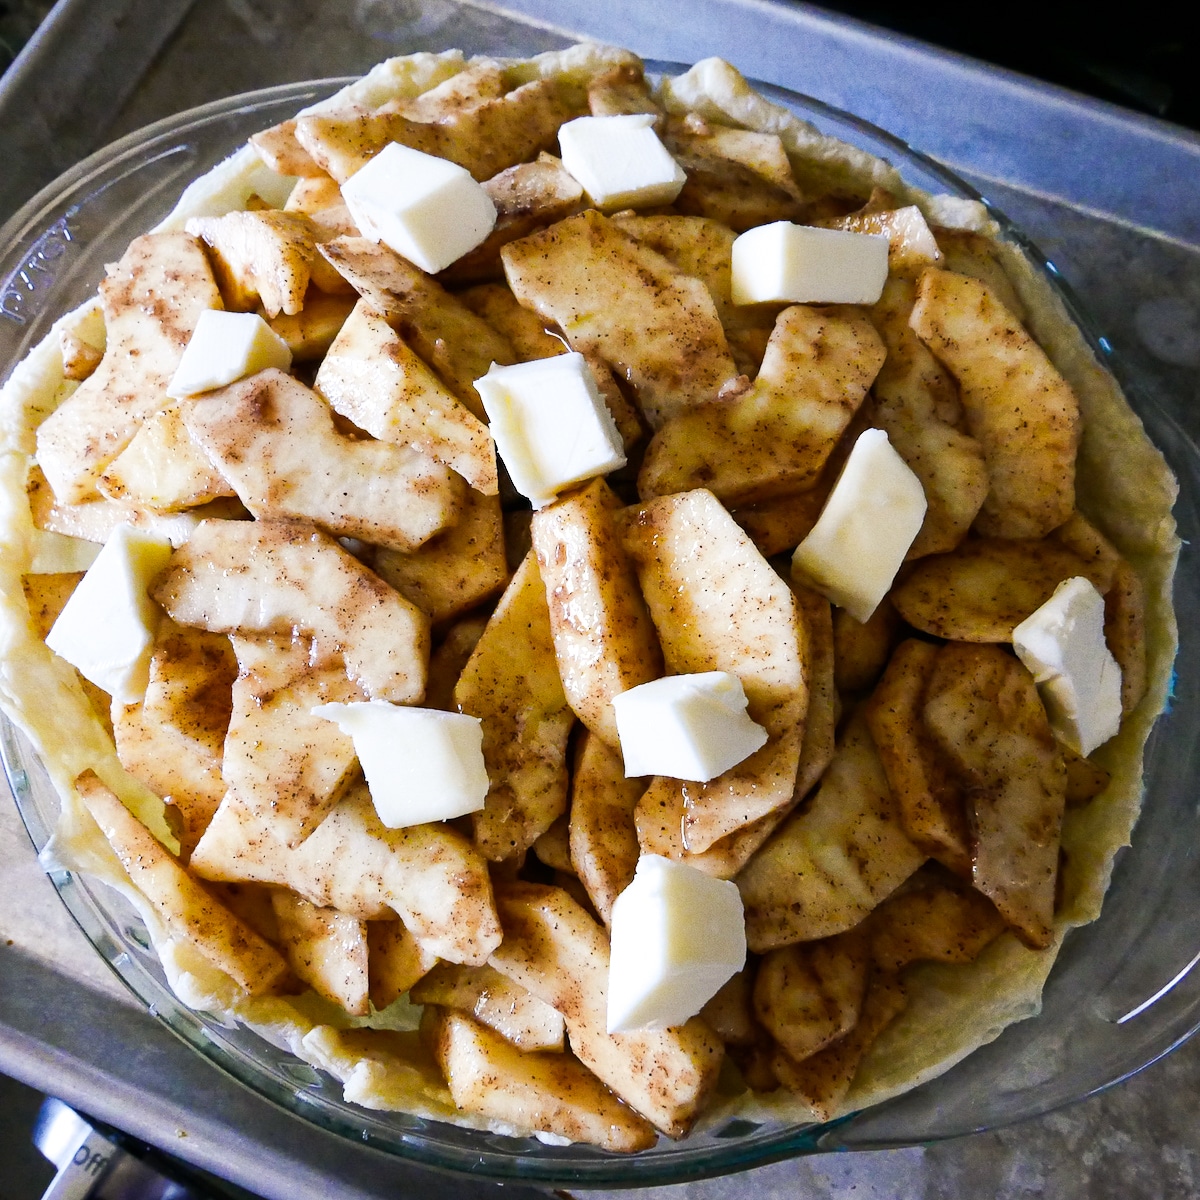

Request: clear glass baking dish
left=0, top=67, right=1197, bottom=1188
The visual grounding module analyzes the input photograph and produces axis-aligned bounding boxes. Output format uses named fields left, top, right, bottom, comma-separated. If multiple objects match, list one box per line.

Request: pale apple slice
left=295, top=77, right=584, bottom=183
left=439, top=155, right=585, bottom=286
left=738, top=711, right=927, bottom=952
left=271, top=891, right=370, bottom=1016
left=620, top=489, right=806, bottom=852
left=411, top=963, right=565, bottom=1052
left=183, top=368, right=464, bottom=552
left=318, top=237, right=515, bottom=421
left=35, top=232, right=222, bottom=504
left=488, top=883, right=723, bottom=1139
left=112, top=699, right=227, bottom=862
left=502, top=210, right=738, bottom=429
left=152, top=518, right=429, bottom=704
left=637, top=305, right=886, bottom=506
left=367, top=919, right=438, bottom=1011
left=266, top=291, right=356, bottom=361
left=424, top=1007, right=656, bottom=1152
left=567, top=731, right=645, bottom=925
left=223, top=634, right=366, bottom=847
left=76, top=771, right=289, bottom=996
left=373, top=487, right=508, bottom=624
left=530, top=478, right=662, bottom=747
left=26, top=465, right=242, bottom=549
left=99, top=403, right=235, bottom=512
left=611, top=212, right=776, bottom=377
left=314, top=300, right=497, bottom=494
left=186, top=210, right=350, bottom=317
left=190, top=783, right=501, bottom=966
left=453, top=551, right=574, bottom=861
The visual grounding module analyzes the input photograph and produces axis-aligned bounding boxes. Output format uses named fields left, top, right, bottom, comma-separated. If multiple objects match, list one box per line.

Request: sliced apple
left=152, top=518, right=429, bottom=704
left=530, top=478, right=662, bottom=747
left=35, top=232, right=222, bottom=503
left=502, top=210, right=737, bottom=429
left=453, top=551, right=575, bottom=861
left=76, top=771, right=289, bottom=996
left=638, top=305, right=886, bottom=506
left=314, top=300, right=497, bottom=494
left=190, top=783, right=501, bottom=966
left=620, top=489, right=806, bottom=852
left=183, top=368, right=464, bottom=551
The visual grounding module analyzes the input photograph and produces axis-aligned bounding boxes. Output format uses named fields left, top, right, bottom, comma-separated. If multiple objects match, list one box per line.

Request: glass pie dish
left=0, top=66, right=1197, bottom=1188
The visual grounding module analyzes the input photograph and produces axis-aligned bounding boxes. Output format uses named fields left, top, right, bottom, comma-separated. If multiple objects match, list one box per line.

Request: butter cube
left=557, top=114, right=687, bottom=211
left=792, top=428, right=926, bottom=623
left=473, top=353, right=626, bottom=507
left=1012, top=576, right=1122, bottom=756
left=312, top=701, right=488, bottom=827
left=607, top=855, right=746, bottom=1032
left=340, top=141, right=497, bottom=274
left=731, top=221, right=889, bottom=305
left=45, top=523, right=173, bottom=704
left=611, top=671, right=768, bottom=782
left=167, top=309, right=292, bottom=398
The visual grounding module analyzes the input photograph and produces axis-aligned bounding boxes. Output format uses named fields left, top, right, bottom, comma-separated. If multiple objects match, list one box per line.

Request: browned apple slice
left=864, top=638, right=972, bottom=877
left=568, top=731, right=645, bottom=925
left=423, top=1007, right=656, bottom=1152
left=910, top=267, right=1080, bottom=539
left=738, top=712, right=926, bottom=952
left=922, top=642, right=1067, bottom=949
left=754, top=930, right=870, bottom=1064
left=531, top=478, right=662, bottom=747
left=295, top=76, right=584, bottom=183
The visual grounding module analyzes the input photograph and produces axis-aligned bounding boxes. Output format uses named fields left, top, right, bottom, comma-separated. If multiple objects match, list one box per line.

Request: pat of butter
left=312, top=701, right=488, bottom=827
left=557, top=114, right=686, bottom=211
left=611, top=671, right=768, bottom=782
left=45, top=523, right=173, bottom=704
left=473, top=353, right=626, bottom=507
left=607, top=854, right=746, bottom=1033
left=1012, top=576, right=1122, bottom=756
left=340, top=141, right=497, bottom=274
left=731, top=221, right=889, bottom=305
left=167, top=309, right=292, bottom=398
left=792, top=428, right=926, bottom=623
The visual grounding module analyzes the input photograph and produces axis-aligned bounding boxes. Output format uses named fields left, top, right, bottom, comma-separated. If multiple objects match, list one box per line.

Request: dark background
left=0, top=0, right=1194, bottom=1195
left=7, top=1, right=1190, bottom=131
